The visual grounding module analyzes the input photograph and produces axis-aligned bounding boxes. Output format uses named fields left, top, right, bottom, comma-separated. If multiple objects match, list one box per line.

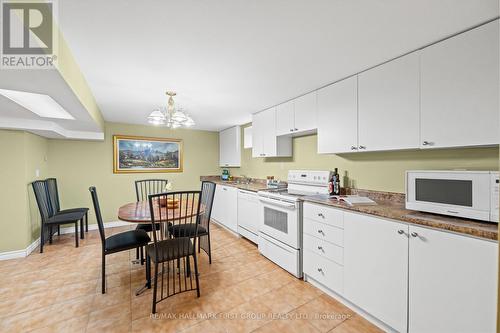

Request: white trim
left=0, top=221, right=130, bottom=261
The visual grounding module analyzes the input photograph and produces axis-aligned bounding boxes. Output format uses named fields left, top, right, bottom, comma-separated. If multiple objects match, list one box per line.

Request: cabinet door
left=219, top=126, right=241, bottom=167
left=211, top=185, right=226, bottom=223
left=252, top=112, right=264, bottom=157
left=358, top=53, right=420, bottom=151
left=409, top=225, right=497, bottom=333
left=261, top=107, right=277, bottom=157
left=276, top=101, right=295, bottom=136
left=317, top=76, right=358, bottom=154
left=225, top=186, right=238, bottom=232
left=294, top=91, right=317, bottom=133
left=420, top=20, right=499, bottom=148
left=344, top=212, right=408, bottom=332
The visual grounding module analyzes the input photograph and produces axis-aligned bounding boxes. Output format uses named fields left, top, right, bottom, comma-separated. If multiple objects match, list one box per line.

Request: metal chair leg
left=49, top=226, right=53, bottom=244
left=80, top=218, right=84, bottom=240
left=85, top=212, right=88, bottom=232
left=193, top=253, right=200, bottom=298
left=101, top=252, right=106, bottom=294
left=140, top=246, right=144, bottom=265
left=40, top=224, right=44, bottom=253
left=136, top=247, right=139, bottom=261
left=75, top=222, right=79, bottom=248
left=57, top=225, right=60, bottom=236
left=207, top=233, right=212, bottom=264
left=152, top=262, right=158, bottom=314
left=146, top=254, right=151, bottom=289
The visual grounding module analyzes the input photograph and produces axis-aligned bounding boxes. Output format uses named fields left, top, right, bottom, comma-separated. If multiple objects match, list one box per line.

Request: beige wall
left=228, top=124, right=499, bottom=193
left=0, top=130, right=48, bottom=252
left=48, top=122, right=220, bottom=226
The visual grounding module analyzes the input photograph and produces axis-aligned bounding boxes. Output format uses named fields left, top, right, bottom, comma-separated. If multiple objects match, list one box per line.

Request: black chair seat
left=169, top=224, right=207, bottom=238
left=147, top=238, right=194, bottom=263
left=136, top=223, right=161, bottom=233
left=56, top=207, right=89, bottom=215
left=46, top=211, right=86, bottom=224
left=105, top=230, right=150, bottom=253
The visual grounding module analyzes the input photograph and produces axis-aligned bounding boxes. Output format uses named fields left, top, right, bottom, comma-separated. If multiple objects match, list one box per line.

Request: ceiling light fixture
left=147, top=91, right=195, bottom=128
left=0, top=89, right=75, bottom=120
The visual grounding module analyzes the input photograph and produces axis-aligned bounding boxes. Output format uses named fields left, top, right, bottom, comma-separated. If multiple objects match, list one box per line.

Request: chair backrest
left=135, top=179, right=168, bottom=202
left=32, top=180, right=52, bottom=222
left=45, top=178, right=60, bottom=213
left=199, top=181, right=216, bottom=230
left=89, top=186, right=106, bottom=245
left=148, top=191, right=202, bottom=258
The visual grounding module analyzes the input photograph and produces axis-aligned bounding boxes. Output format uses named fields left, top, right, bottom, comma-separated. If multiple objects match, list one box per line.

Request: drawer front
left=304, top=218, right=344, bottom=247
left=304, top=249, right=343, bottom=294
left=303, top=234, right=343, bottom=265
left=304, top=203, right=344, bottom=228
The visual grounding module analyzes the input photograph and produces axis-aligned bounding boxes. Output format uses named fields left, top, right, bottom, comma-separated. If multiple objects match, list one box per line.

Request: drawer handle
left=317, top=230, right=324, bottom=235
left=317, top=246, right=324, bottom=252
left=317, top=268, right=324, bottom=273
left=411, top=232, right=419, bottom=238
left=317, top=213, right=324, bottom=218
left=397, top=230, right=405, bottom=235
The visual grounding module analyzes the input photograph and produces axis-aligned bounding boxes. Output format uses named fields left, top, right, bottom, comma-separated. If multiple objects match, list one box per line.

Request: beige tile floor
left=0, top=223, right=382, bottom=333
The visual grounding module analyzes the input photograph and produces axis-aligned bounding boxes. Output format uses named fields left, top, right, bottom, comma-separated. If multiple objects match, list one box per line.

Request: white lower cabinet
left=302, top=203, right=498, bottom=333
left=344, top=212, right=409, bottom=333
left=408, top=225, right=498, bottom=333
left=211, top=185, right=238, bottom=232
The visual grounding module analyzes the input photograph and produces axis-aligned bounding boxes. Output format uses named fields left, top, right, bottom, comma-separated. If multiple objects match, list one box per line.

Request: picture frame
left=113, top=135, right=183, bottom=173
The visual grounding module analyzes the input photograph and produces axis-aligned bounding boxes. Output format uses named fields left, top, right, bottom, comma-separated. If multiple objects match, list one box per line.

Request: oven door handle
left=258, top=197, right=296, bottom=209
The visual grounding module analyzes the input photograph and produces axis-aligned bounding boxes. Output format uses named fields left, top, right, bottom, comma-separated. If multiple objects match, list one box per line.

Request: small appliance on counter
left=406, top=170, right=499, bottom=223
left=221, top=169, right=230, bottom=181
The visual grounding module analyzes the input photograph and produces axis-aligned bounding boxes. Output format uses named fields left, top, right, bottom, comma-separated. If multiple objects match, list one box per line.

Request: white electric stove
left=257, top=170, right=332, bottom=278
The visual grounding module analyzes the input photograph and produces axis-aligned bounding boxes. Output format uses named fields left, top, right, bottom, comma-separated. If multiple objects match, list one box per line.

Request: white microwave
left=406, top=170, right=499, bottom=223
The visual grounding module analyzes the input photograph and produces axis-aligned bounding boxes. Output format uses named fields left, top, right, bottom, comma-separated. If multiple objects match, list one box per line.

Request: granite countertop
left=200, top=176, right=271, bottom=192
left=302, top=193, right=498, bottom=241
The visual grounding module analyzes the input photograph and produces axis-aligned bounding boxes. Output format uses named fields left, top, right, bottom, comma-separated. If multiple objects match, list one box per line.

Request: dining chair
left=145, top=191, right=202, bottom=314
left=32, top=180, right=84, bottom=253
left=168, top=181, right=216, bottom=263
left=46, top=178, right=89, bottom=239
left=134, top=179, right=167, bottom=263
left=89, top=186, right=151, bottom=294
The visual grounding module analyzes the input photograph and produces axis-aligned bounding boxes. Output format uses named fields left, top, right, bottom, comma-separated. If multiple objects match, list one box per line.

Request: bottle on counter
left=329, top=171, right=335, bottom=196
left=333, top=168, right=341, bottom=195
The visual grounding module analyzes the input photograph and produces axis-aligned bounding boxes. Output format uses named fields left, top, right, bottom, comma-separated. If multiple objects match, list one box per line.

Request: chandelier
left=147, top=91, right=195, bottom=128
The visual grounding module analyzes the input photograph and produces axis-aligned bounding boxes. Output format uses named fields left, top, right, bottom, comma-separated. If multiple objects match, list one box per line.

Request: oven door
left=406, top=171, right=491, bottom=221
left=258, top=197, right=299, bottom=249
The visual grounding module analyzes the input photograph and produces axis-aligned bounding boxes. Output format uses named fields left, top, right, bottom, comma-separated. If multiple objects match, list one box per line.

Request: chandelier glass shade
left=147, top=91, right=195, bottom=128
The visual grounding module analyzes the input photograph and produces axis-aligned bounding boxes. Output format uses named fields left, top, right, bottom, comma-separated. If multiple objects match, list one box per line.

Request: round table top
left=118, top=200, right=203, bottom=223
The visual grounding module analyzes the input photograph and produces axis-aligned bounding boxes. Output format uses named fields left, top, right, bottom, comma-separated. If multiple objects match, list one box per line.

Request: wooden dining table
left=117, top=199, right=204, bottom=296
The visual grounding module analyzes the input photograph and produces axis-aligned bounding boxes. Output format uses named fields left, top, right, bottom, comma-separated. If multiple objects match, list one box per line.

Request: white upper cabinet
left=219, top=126, right=241, bottom=167
left=276, top=101, right=295, bottom=136
left=252, top=107, right=292, bottom=158
left=420, top=20, right=499, bottom=149
left=317, top=76, right=358, bottom=154
left=408, top=225, right=498, bottom=333
left=358, top=53, right=420, bottom=151
left=276, top=91, right=318, bottom=136
left=294, top=91, right=317, bottom=133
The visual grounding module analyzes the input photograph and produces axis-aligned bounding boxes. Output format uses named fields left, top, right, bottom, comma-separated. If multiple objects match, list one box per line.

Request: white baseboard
left=0, top=221, right=131, bottom=261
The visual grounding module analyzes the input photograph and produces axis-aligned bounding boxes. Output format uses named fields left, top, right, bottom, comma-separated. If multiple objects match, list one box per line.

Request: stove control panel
left=287, top=170, right=332, bottom=186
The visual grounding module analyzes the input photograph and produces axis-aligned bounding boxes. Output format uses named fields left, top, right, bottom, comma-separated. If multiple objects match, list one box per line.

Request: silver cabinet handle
left=397, top=230, right=405, bottom=235
left=317, top=213, right=324, bottom=218
left=411, top=232, right=418, bottom=237
left=294, top=128, right=298, bottom=131
left=317, top=268, right=323, bottom=273
left=351, top=146, right=358, bottom=150
left=358, top=145, right=366, bottom=150
left=422, top=141, right=432, bottom=146
left=223, top=188, right=227, bottom=191
left=290, top=129, right=293, bottom=132
left=317, top=246, right=324, bottom=251
left=317, top=230, right=324, bottom=235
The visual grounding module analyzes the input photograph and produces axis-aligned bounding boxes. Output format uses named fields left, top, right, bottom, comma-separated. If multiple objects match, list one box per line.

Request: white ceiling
left=55, top=0, right=498, bottom=131
left=0, top=69, right=103, bottom=138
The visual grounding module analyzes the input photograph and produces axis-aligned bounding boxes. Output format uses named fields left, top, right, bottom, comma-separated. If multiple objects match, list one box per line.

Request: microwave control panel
left=490, top=172, right=499, bottom=223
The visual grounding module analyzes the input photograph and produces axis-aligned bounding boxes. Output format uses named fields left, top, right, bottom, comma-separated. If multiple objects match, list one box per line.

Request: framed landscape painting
left=113, top=135, right=183, bottom=173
